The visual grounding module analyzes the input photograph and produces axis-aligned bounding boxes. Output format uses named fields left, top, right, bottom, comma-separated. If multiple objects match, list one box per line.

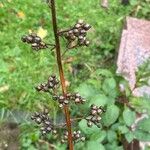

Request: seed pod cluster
left=53, top=93, right=86, bottom=107
left=71, top=93, right=86, bottom=104
left=53, top=95, right=70, bottom=108
left=35, top=75, right=59, bottom=92
left=62, top=20, right=91, bottom=49
left=86, top=104, right=105, bottom=128
left=31, top=109, right=57, bottom=136
left=21, top=33, right=48, bottom=51
left=61, top=130, right=85, bottom=143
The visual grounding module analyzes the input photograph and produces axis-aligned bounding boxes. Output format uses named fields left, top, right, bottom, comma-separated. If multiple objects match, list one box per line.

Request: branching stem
left=50, top=0, right=74, bottom=150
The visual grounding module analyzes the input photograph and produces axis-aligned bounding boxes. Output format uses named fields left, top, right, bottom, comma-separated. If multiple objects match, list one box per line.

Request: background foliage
left=0, top=0, right=150, bottom=149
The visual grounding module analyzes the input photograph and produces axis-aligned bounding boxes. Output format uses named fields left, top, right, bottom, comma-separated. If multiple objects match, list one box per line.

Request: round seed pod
left=80, top=137, right=85, bottom=142
left=80, top=30, right=86, bottom=34
left=64, top=135, right=68, bottom=140
left=26, top=35, right=33, bottom=43
left=46, top=127, right=52, bottom=132
left=77, top=19, right=84, bottom=25
left=78, top=35, right=84, bottom=40
left=52, top=130, right=57, bottom=134
left=91, top=104, right=97, bottom=110
left=35, top=85, right=42, bottom=91
left=21, top=36, right=27, bottom=42
left=70, top=35, right=76, bottom=40
left=43, top=109, right=49, bottom=115
left=34, top=36, right=41, bottom=44
left=75, top=23, right=81, bottom=29
left=85, top=40, right=90, bottom=46
left=75, top=98, right=80, bottom=103
left=35, top=117, right=42, bottom=124
left=78, top=39, right=85, bottom=46
left=68, top=30, right=73, bottom=34
left=73, top=29, right=79, bottom=35
left=83, top=24, right=92, bottom=30
left=31, top=43, right=38, bottom=49
left=45, top=120, right=51, bottom=125
left=30, top=33, right=37, bottom=38
left=61, top=139, right=66, bottom=143
left=42, top=130, right=47, bottom=135
left=77, top=130, right=81, bottom=134
left=31, top=115, right=35, bottom=120
left=91, top=110, right=97, bottom=115
left=87, top=121, right=92, bottom=127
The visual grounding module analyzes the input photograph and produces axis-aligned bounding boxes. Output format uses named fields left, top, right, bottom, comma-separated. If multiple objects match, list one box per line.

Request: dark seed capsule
left=77, top=19, right=84, bottom=25
left=35, top=117, right=42, bottom=124
left=83, top=24, right=92, bottom=30
left=68, top=30, right=73, bottom=34
left=46, top=127, right=52, bottom=132
left=73, top=29, right=79, bottom=34
left=32, top=43, right=38, bottom=47
left=34, top=36, right=41, bottom=43
left=52, top=130, right=57, bottom=134
left=42, top=130, right=47, bottom=135
left=80, top=137, right=85, bottom=142
left=21, top=36, right=27, bottom=42
left=35, top=85, right=42, bottom=91
left=70, top=35, right=76, bottom=40
left=30, top=33, right=37, bottom=38
left=43, top=109, right=49, bottom=115
left=87, top=121, right=92, bottom=127
left=26, top=35, right=33, bottom=43
left=31, top=115, right=35, bottom=120
left=80, top=30, right=86, bottom=34
left=85, top=40, right=90, bottom=46
left=78, top=36, right=84, bottom=40
left=75, top=23, right=81, bottom=29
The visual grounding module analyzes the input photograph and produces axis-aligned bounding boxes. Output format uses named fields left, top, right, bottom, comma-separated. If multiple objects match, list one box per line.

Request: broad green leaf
left=96, top=69, right=113, bottom=77
left=79, top=119, right=100, bottom=135
left=107, top=130, right=117, bottom=142
left=75, top=83, right=97, bottom=99
left=102, top=78, right=118, bottom=99
left=125, top=132, right=134, bottom=143
left=134, top=130, right=150, bottom=141
left=89, top=94, right=108, bottom=107
left=136, top=118, right=150, bottom=132
left=123, top=108, right=136, bottom=126
left=118, top=125, right=129, bottom=134
left=86, top=141, right=105, bottom=150
left=102, top=105, right=119, bottom=127
left=91, top=130, right=106, bottom=142
left=102, top=78, right=116, bottom=91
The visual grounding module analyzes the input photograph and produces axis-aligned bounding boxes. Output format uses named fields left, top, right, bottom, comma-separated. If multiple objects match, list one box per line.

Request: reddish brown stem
left=50, top=0, right=74, bottom=150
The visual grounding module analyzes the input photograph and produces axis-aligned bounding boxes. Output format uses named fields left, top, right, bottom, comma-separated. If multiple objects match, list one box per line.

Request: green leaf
left=118, top=126, right=129, bottom=134
left=107, top=130, right=117, bottom=142
left=96, top=69, right=113, bottom=77
left=123, top=108, right=136, bottom=126
left=102, top=105, right=119, bottom=127
left=75, top=83, right=97, bottom=99
left=134, top=130, right=150, bottom=141
left=79, top=119, right=99, bottom=135
left=91, top=130, right=106, bottom=142
left=89, top=94, right=108, bottom=107
left=136, top=118, right=150, bottom=132
left=102, top=78, right=118, bottom=99
left=102, top=78, right=116, bottom=91
left=86, top=141, right=105, bottom=150
left=125, top=132, right=134, bottom=143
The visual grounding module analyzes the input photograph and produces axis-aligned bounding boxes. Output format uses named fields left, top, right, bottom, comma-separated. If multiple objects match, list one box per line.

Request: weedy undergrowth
left=21, top=0, right=105, bottom=149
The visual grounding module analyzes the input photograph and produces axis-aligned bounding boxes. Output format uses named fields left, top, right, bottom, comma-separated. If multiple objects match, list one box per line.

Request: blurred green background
left=0, top=0, right=150, bottom=149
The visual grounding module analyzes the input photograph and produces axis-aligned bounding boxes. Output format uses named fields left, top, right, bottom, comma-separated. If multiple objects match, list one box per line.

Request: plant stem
left=50, top=0, right=74, bottom=150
